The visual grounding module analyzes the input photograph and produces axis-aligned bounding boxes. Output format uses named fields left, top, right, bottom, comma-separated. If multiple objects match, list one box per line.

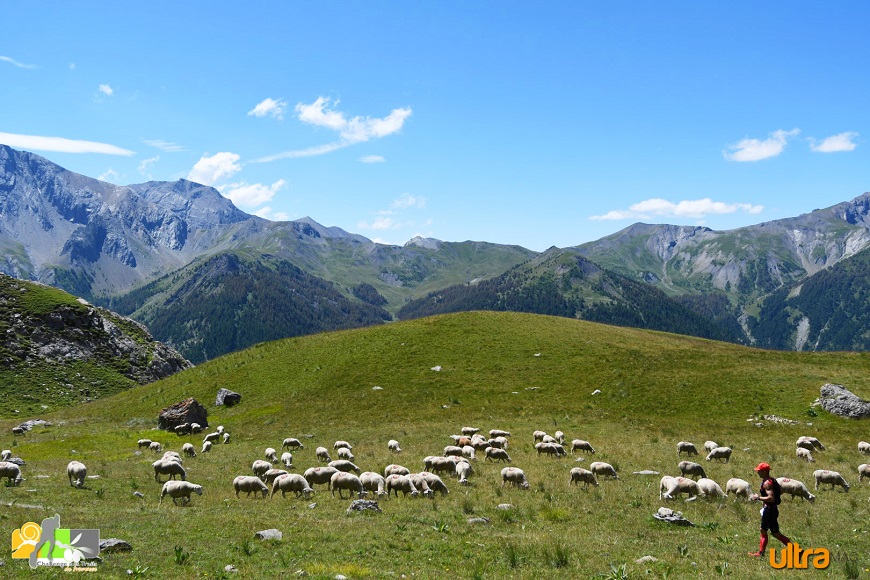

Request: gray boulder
left=215, top=388, right=242, bottom=407
left=254, top=529, right=282, bottom=541
left=99, top=538, right=132, bottom=553
left=818, top=384, right=870, bottom=419
left=158, top=398, right=208, bottom=431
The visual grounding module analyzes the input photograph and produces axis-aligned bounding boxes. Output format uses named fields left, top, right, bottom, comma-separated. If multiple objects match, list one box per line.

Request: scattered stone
left=633, top=470, right=660, bottom=476
left=157, top=398, right=208, bottom=431
left=254, top=529, right=282, bottom=541
left=574, top=457, right=586, bottom=462
left=13, top=419, right=52, bottom=432
left=818, top=383, right=870, bottom=419
left=87, top=475, right=100, bottom=479
left=653, top=507, right=694, bottom=527
left=346, top=499, right=381, bottom=514
left=335, top=575, right=347, bottom=580
left=431, top=366, right=442, bottom=371
left=308, top=503, right=317, bottom=509
left=467, top=517, right=491, bottom=525
left=133, top=491, right=144, bottom=498
left=591, top=389, right=601, bottom=395
left=496, top=503, right=515, bottom=511
left=35, top=475, right=50, bottom=479
left=533, top=353, right=541, bottom=357
left=294, top=570, right=307, bottom=576
left=636, top=556, right=658, bottom=564
left=224, top=564, right=238, bottom=573
left=372, top=386, right=383, bottom=391
left=215, top=388, right=242, bottom=407
left=99, top=538, right=133, bottom=553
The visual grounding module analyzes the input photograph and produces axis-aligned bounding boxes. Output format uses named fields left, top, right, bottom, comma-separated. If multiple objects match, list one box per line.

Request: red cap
left=755, top=462, right=771, bottom=472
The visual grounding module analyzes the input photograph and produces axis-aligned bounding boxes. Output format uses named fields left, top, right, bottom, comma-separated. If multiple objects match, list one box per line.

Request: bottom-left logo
left=11, top=514, right=100, bottom=569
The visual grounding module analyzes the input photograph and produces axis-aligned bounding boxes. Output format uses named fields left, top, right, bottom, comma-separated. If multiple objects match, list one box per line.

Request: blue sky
left=1, top=3, right=867, bottom=251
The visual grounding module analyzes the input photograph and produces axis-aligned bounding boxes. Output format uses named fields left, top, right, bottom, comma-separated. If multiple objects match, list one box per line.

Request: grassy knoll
left=1, top=311, right=869, bottom=578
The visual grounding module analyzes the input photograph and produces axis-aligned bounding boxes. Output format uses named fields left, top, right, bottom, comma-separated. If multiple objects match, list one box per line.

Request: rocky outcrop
left=158, top=398, right=208, bottom=431
left=215, top=388, right=242, bottom=407
left=818, top=384, right=870, bottom=419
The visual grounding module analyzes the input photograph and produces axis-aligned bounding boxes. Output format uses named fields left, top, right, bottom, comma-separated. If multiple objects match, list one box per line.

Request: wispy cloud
left=222, top=179, right=287, bottom=207
left=590, top=197, right=764, bottom=221
left=138, top=155, right=159, bottom=179
left=0, top=132, right=134, bottom=155
left=187, top=152, right=242, bottom=186
left=392, top=193, right=426, bottom=209
left=723, top=128, right=799, bottom=162
left=248, top=98, right=287, bottom=120
left=99, top=84, right=114, bottom=96
left=98, top=169, right=120, bottom=183
left=358, top=193, right=426, bottom=231
left=810, top=131, right=859, bottom=153
left=0, top=56, right=36, bottom=69
left=254, top=206, right=291, bottom=221
left=360, top=155, right=385, bottom=163
left=145, top=139, right=186, bottom=152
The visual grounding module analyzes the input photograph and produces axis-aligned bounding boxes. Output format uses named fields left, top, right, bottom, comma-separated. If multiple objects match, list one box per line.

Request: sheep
left=252, top=459, right=272, bottom=480
left=813, top=469, right=850, bottom=492
left=471, top=439, right=491, bottom=452
left=725, top=478, right=753, bottom=499
left=456, top=461, right=474, bottom=485
left=203, top=432, right=221, bottom=444
left=461, top=446, right=476, bottom=460
left=776, top=477, right=816, bottom=502
left=0, top=450, right=10, bottom=461
left=263, top=469, right=289, bottom=486
left=501, top=467, right=530, bottom=489
left=696, top=477, right=726, bottom=499
left=233, top=475, right=268, bottom=498
left=388, top=439, right=403, bottom=453
left=704, top=441, right=718, bottom=453
left=337, top=447, right=355, bottom=461
left=858, top=464, right=870, bottom=483
left=660, top=476, right=700, bottom=500
left=444, top=445, right=464, bottom=457
left=859, top=441, right=870, bottom=455
left=304, top=466, right=339, bottom=490
left=455, top=436, right=472, bottom=447
left=676, top=441, right=698, bottom=456
left=678, top=461, right=707, bottom=480
left=201, top=441, right=212, bottom=454
left=182, top=443, right=197, bottom=458
left=541, top=435, right=557, bottom=445
left=222, top=433, right=230, bottom=444
left=271, top=473, right=314, bottom=499
left=162, top=451, right=182, bottom=463
left=12, top=427, right=25, bottom=436
left=153, top=459, right=186, bottom=483
left=0, top=461, right=23, bottom=486
left=148, top=441, right=163, bottom=453
left=796, top=436, right=825, bottom=451
left=360, top=472, right=388, bottom=498
left=494, top=436, right=510, bottom=450
left=489, top=429, right=511, bottom=438
left=536, top=442, right=567, bottom=457
left=137, top=439, right=152, bottom=450
left=417, top=471, right=449, bottom=496
left=384, top=464, right=411, bottom=477
left=282, top=438, right=304, bottom=450
left=160, top=481, right=202, bottom=506
left=461, top=427, right=481, bottom=436
left=280, top=452, right=293, bottom=468
left=315, top=446, right=331, bottom=463
left=589, top=461, right=619, bottom=480
left=328, top=460, right=361, bottom=474
left=385, top=473, right=420, bottom=497
left=485, top=448, right=512, bottom=463
left=67, top=461, right=87, bottom=488
left=407, top=473, right=434, bottom=498
left=705, top=446, right=732, bottom=463
left=533, top=430, right=547, bottom=442
left=569, top=467, right=599, bottom=489
left=554, top=430, right=565, bottom=445
left=571, top=439, right=596, bottom=455
left=174, top=423, right=191, bottom=436
left=796, top=447, right=815, bottom=463
left=265, top=447, right=279, bottom=464
left=190, top=423, right=203, bottom=434
left=424, top=456, right=457, bottom=475
left=333, top=440, right=353, bottom=451
left=216, top=426, right=225, bottom=434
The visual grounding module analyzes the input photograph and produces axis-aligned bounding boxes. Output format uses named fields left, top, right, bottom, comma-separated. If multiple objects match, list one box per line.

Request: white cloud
left=392, top=193, right=426, bottom=209
left=253, top=142, right=349, bottom=163
left=222, top=179, right=286, bottom=207
left=138, top=155, right=159, bottom=179
left=723, top=128, right=799, bottom=162
left=254, top=206, right=291, bottom=221
left=359, top=216, right=398, bottom=230
left=187, top=152, right=242, bottom=186
left=590, top=197, right=764, bottom=221
left=69, top=62, right=76, bottom=70
left=0, top=131, right=134, bottom=155
left=99, top=84, right=114, bottom=96
left=145, top=139, right=186, bottom=152
left=248, top=98, right=287, bottom=120
left=98, top=169, right=120, bottom=183
left=810, top=131, right=858, bottom=153
left=0, top=55, right=36, bottom=69
left=360, top=155, right=385, bottom=163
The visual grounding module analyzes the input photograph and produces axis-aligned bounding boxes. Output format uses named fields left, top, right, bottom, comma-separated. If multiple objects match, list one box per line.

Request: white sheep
left=304, top=466, right=339, bottom=490
left=703, top=441, right=718, bottom=453
left=388, top=439, right=402, bottom=453
left=536, top=442, right=567, bottom=457
left=407, top=473, right=434, bottom=498
left=489, top=429, right=511, bottom=438
left=678, top=461, right=706, bottom=480
left=384, top=464, right=410, bottom=477
left=153, top=459, right=186, bottom=483
left=182, top=443, right=196, bottom=458
left=417, top=471, right=449, bottom=496
left=222, top=432, right=230, bottom=444
left=660, top=476, right=700, bottom=500
left=533, top=430, right=547, bottom=442
left=333, top=440, right=353, bottom=450
left=282, top=438, right=304, bottom=450
left=160, top=480, right=202, bottom=505
left=385, top=473, right=419, bottom=497
left=813, top=469, right=850, bottom=492
left=265, top=447, right=279, bottom=463
left=696, top=477, right=726, bottom=499
left=725, top=478, right=752, bottom=499
left=233, top=475, right=268, bottom=498
left=796, top=436, right=825, bottom=451
left=471, top=439, right=491, bottom=452
left=137, top=439, right=152, bottom=450
left=455, top=461, right=474, bottom=485
left=328, top=460, right=361, bottom=474
left=705, top=446, right=732, bottom=463
left=174, top=423, right=191, bottom=436
left=589, top=461, right=619, bottom=480
left=337, top=447, right=355, bottom=461
left=252, top=459, right=272, bottom=480
left=280, top=452, right=293, bottom=468
left=501, top=467, right=530, bottom=489
left=796, top=447, right=815, bottom=462
left=203, top=432, right=221, bottom=444
left=776, top=477, right=816, bottom=502
left=67, top=461, right=87, bottom=488
left=461, top=427, right=481, bottom=436
left=0, top=461, right=22, bottom=486
left=461, top=446, right=476, bottom=460
left=360, top=472, right=388, bottom=498
left=0, top=450, right=10, bottom=461
left=858, top=441, right=870, bottom=455
left=485, top=448, right=512, bottom=463
left=676, top=441, right=698, bottom=456
left=554, top=430, right=565, bottom=445
left=263, top=469, right=290, bottom=485
left=541, top=435, right=557, bottom=445
left=570, top=439, right=596, bottom=455
left=315, top=446, right=331, bottom=462
left=216, top=426, right=224, bottom=434
left=201, top=441, right=212, bottom=454
left=424, top=456, right=457, bottom=475
left=190, top=423, right=203, bottom=434
left=271, top=473, right=313, bottom=499
left=162, top=451, right=182, bottom=463
left=494, top=436, right=510, bottom=450
left=858, top=464, right=870, bottom=483
left=444, top=445, right=464, bottom=457
left=569, top=467, right=599, bottom=489
left=148, top=441, right=163, bottom=453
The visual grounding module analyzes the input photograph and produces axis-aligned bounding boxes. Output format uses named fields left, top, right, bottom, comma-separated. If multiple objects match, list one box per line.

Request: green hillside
left=2, top=312, right=868, bottom=577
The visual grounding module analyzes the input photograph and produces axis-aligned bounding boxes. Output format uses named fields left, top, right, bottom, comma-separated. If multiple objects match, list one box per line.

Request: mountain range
left=2, top=143, right=870, bottom=361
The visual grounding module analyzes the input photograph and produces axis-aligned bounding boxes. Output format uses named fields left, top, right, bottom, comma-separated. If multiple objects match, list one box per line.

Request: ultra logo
left=769, top=542, right=830, bottom=569
left=11, top=514, right=100, bottom=569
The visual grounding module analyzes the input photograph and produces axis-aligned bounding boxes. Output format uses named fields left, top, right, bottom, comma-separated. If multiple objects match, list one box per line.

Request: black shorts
left=760, top=505, right=780, bottom=534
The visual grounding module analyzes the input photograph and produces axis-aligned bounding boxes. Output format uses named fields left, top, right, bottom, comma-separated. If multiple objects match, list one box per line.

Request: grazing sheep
left=280, top=452, right=293, bottom=468
left=0, top=461, right=23, bottom=486
left=796, top=447, right=815, bottom=462
left=554, top=430, right=565, bottom=445
left=333, top=440, right=353, bottom=451
left=153, top=459, right=186, bottom=483
left=182, top=443, right=196, bottom=458
left=408, top=473, right=434, bottom=498
left=541, top=435, right=557, bottom=445
left=418, top=471, right=449, bottom=496
left=813, top=469, right=850, bottom=492
left=796, top=436, right=825, bottom=451
left=174, top=423, right=191, bottom=436
left=315, top=446, right=331, bottom=463
left=501, top=467, right=530, bottom=489
left=360, top=472, right=388, bottom=498
left=203, top=432, right=221, bottom=444
left=304, top=466, right=339, bottom=490
left=569, top=467, right=599, bottom=489
left=536, top=442, right=567, bottom=457
left=424, top=456, right=457, bottom=475
left=271, top=473, right=314, bottom=499
left=570, top=439, right=596, bottom=455
left=471, top=439, right=491, bottom=452
left=328, top=460, right=361, bottom=474
left=385, top=473, right=419, bottom=497
left=282, top=438, right=304, bottom=450
left=265, top=448, right=279, bottom=463
left=485, top=448, right=512, bottom=463
left=160, top=481, right=202, bottom=505
left=494, top=436, right=510, bottom=449
left=776, top=477, right=816, bottom=502
left=533, top=430, right=547, bottom=442
left=190, top=423, right=203, bottom=434
left=222, top=433, right=230, bottom=444
left=858, top=464, right=870, bottom=483
left=233, top=475, right=268, bottom=498
left=384, top=464, right=410, bottom=477
left=148, top=441, right=163, bottom=453
left=678, top=461, right=707, bottom=480
left=660, top=476, right=700, bottom=500
left=725, top=478, right=753, bottom=499
left=137, top=439, right=152, bottom=450
left=704, top=441, right=718, bottom=453
left=388, top=439, right=403, bottom=453
left=337, top=447, right=355, bottom=461
left=589, top=461, right=619, bottom=480
left=201, top=441, right=212, bottom=454
left=696, top=478, right=726, bottom=499
left=444, top=445, right=464, bottom=457
left=67, top=461, right=87, bottom=488
left=252, top=460, right=272, bottom=480
left=0, top=450, right=10, bottom=461
left=456, top=461, right=474, bottom=485
left=676, top=441, right=698, bottom=456
left=461, top=427, right=481, bottom=436
left=461, top=446, right=476, bottom=460
left=489, top=429, right=511, bottom=438
left=455, top=436, right=472, bottom=447
left=859, top=441, right=870, bottom=455
left=263, top=469, right=290, bottom=486
left=12, top=427, right=25, bottom=436
left=705, top=446, right=732, bottom=463
left=162, top=451, right=182, bottom=463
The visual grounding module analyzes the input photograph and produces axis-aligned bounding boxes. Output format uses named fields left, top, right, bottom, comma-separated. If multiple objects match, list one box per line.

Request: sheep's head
left=194, top=486, right=203, bottom=495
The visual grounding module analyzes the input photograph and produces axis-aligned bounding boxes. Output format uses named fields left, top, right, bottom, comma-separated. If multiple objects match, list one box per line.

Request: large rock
left=99, top=538, right=132, bottom=553
left=818, top=384, right=870, bottom=419
left=215, top=388, right=242, bottom=407
left=158, top=398, right=208, bottom=431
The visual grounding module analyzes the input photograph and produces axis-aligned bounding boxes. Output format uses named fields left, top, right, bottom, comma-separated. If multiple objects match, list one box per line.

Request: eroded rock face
left=158, top=398, right=208, bottom=431
left=818, top=383, right=870, bottom=419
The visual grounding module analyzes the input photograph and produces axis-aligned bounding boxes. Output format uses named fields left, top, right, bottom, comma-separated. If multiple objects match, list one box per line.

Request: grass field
left=2, top=311, right=869, bottom=578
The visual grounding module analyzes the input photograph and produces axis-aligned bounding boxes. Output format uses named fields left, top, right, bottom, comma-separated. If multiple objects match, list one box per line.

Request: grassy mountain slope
left=2, top=312, right=868, bottom=577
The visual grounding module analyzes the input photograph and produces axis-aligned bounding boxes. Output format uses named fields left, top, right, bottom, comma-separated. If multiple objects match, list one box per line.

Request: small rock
left=636, top=556, right=658, bottom=564
left=133, top=491, right=144, bottom=498
left=308, top=503, right=317, bottom=509
left=496, top=503, right=515, bottom=511
left=35, top=475, right=50, bottom=479
left=295, top=570, right=307, bottom=577
left=533, top=353, right=541, bottom=357
left=225, top=564, right=238, bottom=573
left=87, top=475, right=100, bottom=479
left=653, top=507, right=694, bottom=526
left=100, top=538, right=133, bottom=553
left=215, top=388, right=242, bottom=407
left=347, top=499, right=381, bottom=514
left=372, top=386, right=383, bottom=391
left=632, top=470, right=659, bottom=475
left=431, top=366, right=442, bottom=371
left=467, top=517, right=491, bottom=525
left=254, top=529, right=282, bottom=541
left=336, top=575, right=347, bottom=580
left=591, top=389, right=601, bottom=395
left=574, top=457, right=586, bottom=462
